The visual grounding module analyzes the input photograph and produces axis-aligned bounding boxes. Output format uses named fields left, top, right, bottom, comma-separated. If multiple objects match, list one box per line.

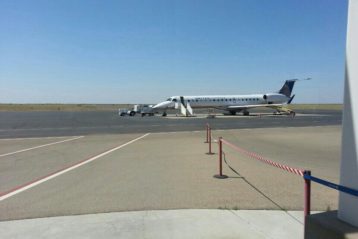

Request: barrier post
left=206, top=127, right=214, bottom=155
left=219, top=137, right=223, bottom=175
left=304, top=170, right=311, bottom=224
left=205, top=124, right=209, bottom=143
left=214, top=137, right=228, bottom=179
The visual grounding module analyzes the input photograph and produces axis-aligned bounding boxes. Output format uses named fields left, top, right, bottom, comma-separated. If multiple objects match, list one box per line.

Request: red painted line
left=0, top=145, right=115, bottom=197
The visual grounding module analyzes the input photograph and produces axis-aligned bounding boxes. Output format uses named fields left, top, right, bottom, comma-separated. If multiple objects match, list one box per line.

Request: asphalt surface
left=0, top=109, right=342, bottom=225
left=0, top=127, right=340, bottom=221
left=0, top=109, right=341, bottom=138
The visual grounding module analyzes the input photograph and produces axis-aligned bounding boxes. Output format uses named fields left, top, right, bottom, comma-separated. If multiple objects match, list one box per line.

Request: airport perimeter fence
left=204, top=124, right=358, bottom=226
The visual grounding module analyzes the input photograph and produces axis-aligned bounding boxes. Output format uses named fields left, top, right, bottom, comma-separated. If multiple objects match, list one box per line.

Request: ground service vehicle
left=119, top=105, right=154, bottom=117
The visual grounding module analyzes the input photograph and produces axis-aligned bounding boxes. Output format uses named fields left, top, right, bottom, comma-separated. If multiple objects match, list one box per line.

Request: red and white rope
left=221, top=139, right=305, bottom=177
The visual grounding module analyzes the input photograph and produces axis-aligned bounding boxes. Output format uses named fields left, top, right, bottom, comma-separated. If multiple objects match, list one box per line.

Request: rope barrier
left=221, top=139, right=305, bottom=177
left=203, top=123, right=358, bottom=228
left=304, top=173, right=358, bottom=197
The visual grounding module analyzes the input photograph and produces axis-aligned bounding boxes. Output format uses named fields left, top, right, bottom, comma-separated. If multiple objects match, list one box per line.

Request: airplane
left=152, top=78, right=310, bottom=117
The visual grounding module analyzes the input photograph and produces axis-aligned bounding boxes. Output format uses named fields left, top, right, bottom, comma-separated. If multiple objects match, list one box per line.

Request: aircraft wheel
left=243, top=111, right=250, bottom=116
left=162, top=112, right=167, bottom=117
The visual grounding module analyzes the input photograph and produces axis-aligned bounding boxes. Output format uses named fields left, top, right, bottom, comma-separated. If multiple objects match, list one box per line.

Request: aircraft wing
left=227, top=104, right=283, bottom=110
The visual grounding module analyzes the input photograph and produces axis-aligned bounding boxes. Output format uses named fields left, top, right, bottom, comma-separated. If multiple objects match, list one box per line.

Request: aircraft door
left=180, top=96, right=186, bottom=107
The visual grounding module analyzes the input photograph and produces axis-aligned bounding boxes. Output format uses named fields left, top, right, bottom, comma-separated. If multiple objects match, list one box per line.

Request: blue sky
left=0, top=0, right=348, bottom=104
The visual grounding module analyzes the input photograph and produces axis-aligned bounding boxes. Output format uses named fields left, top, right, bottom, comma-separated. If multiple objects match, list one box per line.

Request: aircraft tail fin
left=278, top=78, right=311, bottom=98
left=278, top=80, right=297, bottom=97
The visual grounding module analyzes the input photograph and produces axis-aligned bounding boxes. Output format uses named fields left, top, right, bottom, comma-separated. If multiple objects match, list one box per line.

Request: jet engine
left=263, top=93, right=288, bottom=104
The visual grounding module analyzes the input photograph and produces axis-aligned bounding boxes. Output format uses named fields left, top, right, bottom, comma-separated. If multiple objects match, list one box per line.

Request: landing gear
left=229, top=111, right=236, bottom=115
left=207, top=109, right=215, bottom=118
left=273, top=111, right=281, bottom=115
left=162, top=112, right=167, bottom=117
left=142, top=113, right=155, bottom=117
left=243, top=110, right=250, bottom=116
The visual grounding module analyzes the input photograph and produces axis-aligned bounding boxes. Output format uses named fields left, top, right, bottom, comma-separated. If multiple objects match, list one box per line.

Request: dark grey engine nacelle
left=263, top=93, right=288, bottom=104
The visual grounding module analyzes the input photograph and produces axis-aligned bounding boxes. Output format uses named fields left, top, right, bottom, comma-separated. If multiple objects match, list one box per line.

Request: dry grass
left=289, top=104, right=342, bottom=110
left=0, top=104, right=132, bottom=111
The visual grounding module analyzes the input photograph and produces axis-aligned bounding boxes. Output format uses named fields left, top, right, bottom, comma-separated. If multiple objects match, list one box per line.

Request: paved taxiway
left=0, top=109, right=342, bottom=238
left=0, top=126, right=340, bottom=221
left=0, top=109, right=341, bottom=138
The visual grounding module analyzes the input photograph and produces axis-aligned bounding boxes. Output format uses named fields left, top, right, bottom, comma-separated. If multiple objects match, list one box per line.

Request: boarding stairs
left=175, top=97, right=194, bottom=117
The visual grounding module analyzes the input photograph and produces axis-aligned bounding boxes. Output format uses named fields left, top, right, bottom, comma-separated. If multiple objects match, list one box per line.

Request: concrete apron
left=0, top=209, right=308, bottom=239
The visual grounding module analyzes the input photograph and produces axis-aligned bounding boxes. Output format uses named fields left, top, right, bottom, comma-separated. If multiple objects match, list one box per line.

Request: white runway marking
left=0, top=133, right=150, bottom=202
left=0, top=136, right=81, bottom=141
left=0, top=136, right=84, bottom=158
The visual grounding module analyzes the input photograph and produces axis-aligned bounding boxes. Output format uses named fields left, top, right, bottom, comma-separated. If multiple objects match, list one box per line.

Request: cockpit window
left=167, top=98, right=177, bottom=102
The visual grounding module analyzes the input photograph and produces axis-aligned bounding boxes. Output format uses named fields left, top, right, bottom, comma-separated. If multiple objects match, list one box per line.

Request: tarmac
left=0, top=109, right=341, bottom=138
left=0, top=111, right=343, bottom=238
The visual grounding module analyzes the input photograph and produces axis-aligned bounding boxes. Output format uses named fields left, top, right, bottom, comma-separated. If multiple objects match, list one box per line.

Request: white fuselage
left=152, top=93, right=289, bottom=112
